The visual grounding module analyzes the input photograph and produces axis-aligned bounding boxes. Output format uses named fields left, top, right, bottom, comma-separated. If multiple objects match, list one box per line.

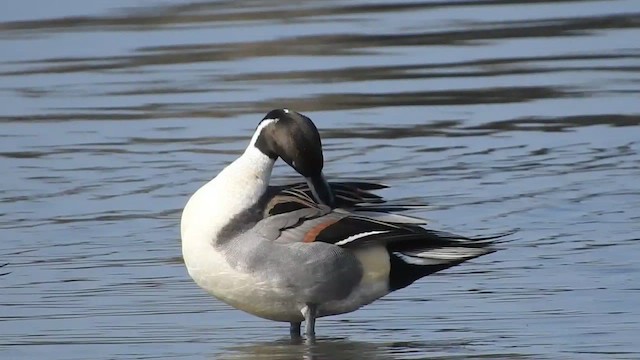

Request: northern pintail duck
left=181, top=109, right=497, bottom=338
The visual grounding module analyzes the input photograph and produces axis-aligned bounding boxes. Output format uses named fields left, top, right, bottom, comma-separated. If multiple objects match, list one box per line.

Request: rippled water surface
left=2, top=0, right=640, bottom=359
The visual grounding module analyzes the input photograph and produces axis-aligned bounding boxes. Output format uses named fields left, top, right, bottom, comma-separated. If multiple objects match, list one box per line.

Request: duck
left=180, top=109, right=497, bottom=338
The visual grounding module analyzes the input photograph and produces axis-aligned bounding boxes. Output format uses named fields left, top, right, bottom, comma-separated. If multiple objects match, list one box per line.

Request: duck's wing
left=255, top=180, right=504, bottom=292
left=265, top=181, right=387, bottom=214
left=266, top=180, right=425, bottom=222
left=256, top=196, right=498, bottom=292
left=257, top=182, right=497, bottom=278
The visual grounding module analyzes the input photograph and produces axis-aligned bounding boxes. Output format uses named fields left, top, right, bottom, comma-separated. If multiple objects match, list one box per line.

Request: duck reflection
left=214, top=336, right=531, bottom=360
left=217, top=338, right=399, bottom=360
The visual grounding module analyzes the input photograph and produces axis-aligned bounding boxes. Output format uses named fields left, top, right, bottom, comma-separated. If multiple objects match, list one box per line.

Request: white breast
left=180, top=143, right=308, bottom=320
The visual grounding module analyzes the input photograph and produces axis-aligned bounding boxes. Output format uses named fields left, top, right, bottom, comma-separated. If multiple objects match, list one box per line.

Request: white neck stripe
left=249, top=118, right=278, bottom=149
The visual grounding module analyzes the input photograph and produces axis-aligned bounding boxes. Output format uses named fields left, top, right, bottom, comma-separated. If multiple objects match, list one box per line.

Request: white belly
left=182, top=241, right=391, bottom=322
left=183, top=240, right=305, bottom=322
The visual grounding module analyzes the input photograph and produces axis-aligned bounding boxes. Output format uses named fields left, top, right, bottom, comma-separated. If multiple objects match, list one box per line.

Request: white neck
left=180, top=144, right=275, bottom=250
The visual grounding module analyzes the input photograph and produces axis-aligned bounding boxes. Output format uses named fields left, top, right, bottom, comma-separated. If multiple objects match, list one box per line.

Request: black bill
left=306, top=173, right=335, bottom=207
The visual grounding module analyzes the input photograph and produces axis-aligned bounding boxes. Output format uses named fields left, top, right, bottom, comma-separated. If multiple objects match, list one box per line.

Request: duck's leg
left=289, top=322, right=301, bottom=338
left=301, top=304, right=318, bottom=338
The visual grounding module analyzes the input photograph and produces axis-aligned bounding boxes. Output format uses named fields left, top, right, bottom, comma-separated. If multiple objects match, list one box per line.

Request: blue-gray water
left=1, top=1, right=639, bottom=359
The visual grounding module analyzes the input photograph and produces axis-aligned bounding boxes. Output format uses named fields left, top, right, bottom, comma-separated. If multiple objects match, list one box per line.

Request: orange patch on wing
left=303, top=219, right=339, bottom=243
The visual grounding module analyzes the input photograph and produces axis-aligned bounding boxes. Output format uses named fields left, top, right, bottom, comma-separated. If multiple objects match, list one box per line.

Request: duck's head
left=253, top=108, right=335, bottom=207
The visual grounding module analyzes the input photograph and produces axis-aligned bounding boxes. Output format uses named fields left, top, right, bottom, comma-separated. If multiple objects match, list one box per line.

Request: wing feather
left=260, top=180, right=502, bottom=257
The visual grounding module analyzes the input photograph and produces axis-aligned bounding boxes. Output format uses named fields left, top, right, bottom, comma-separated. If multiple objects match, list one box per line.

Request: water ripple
left=1, top=0, right=639, bottom=359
